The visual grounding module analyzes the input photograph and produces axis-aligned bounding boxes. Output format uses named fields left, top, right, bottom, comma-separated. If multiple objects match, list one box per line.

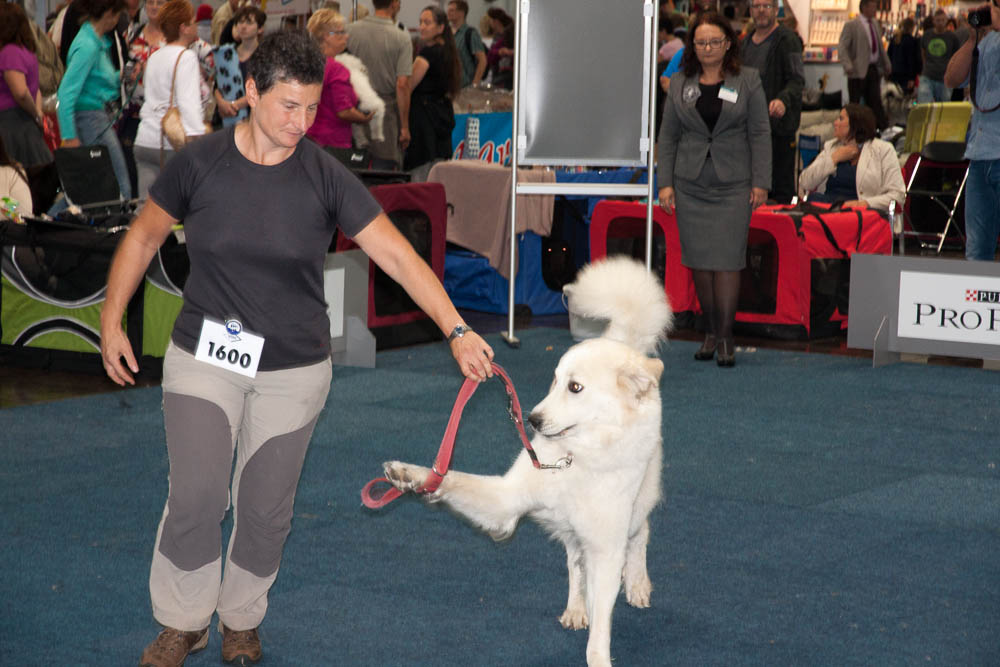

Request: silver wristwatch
left=447, top=324, right=472, bottom=343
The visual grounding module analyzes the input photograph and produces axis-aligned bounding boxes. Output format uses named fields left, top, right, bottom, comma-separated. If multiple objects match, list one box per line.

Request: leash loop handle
left=361, top=362, right=538, bottom=509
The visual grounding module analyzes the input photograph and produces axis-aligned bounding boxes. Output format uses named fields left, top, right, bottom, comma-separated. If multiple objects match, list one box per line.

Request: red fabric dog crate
left=590, top=201, right=891, bottom=338
left=336, top=182, right=446, bottom=347
left=589, top=200, right=699, bottom=315
left=739, top=204, right=892, bottom=338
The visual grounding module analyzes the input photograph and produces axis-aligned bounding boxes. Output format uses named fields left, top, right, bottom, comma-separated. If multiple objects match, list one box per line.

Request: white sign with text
left=897, top=270, right=1000, bottom=345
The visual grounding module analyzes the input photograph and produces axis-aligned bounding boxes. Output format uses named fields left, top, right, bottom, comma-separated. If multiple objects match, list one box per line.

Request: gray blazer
left=838, top=17, right=890, bottom=79
left=657, top=67, right=772, bottom=191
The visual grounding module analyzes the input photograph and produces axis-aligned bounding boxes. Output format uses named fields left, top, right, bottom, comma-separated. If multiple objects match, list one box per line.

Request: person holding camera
left=944, top=0, right=1000, bottom=261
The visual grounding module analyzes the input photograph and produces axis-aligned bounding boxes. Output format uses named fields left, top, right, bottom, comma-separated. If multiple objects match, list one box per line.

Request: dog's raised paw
left=559, top=606, right=589, bottom=630
left=383, top=461, right=430, bottom=492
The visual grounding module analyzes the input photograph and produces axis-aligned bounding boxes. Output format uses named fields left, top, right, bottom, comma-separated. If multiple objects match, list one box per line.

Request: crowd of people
left=0, top=0, right=516, bottom=217
left=1, top=0, right=996, bottom=331
left=652, top=0, right=1000, bottom=369
left=1, top=0, right=998, bottom=665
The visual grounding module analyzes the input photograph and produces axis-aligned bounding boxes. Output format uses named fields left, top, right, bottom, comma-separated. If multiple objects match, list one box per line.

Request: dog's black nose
left=527, top=413, right=543, bottom=431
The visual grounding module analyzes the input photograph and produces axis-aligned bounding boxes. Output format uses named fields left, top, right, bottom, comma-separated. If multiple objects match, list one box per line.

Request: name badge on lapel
left=194, top=316, right=265, bottom=378
left=718, top=86, right=738, bottom=103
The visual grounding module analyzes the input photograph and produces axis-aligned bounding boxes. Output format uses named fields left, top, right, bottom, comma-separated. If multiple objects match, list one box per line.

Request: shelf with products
left=811, top=0, right=848, bottom=9
left=808, top=9, right=848, bottom=45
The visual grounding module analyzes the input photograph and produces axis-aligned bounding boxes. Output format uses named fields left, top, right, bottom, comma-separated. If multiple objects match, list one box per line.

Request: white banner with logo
left=897, top=271, right=1000, bottom=345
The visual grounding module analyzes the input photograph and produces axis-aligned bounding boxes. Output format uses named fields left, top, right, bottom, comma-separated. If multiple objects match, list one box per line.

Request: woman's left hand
left=750, top=187, right=768, bottom=209
left=843, top=199, right=868, bottom=209
left=450, top=332, right=495, bottom=382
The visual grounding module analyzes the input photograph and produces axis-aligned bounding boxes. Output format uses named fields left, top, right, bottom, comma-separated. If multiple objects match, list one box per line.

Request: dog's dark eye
left=568, top=381, right=583, bottom=394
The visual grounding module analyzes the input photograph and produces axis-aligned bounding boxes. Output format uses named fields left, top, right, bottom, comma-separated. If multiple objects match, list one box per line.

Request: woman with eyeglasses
left=657, top=10, right=771, bottom=367
left=306, top=9, right=373, bottom=150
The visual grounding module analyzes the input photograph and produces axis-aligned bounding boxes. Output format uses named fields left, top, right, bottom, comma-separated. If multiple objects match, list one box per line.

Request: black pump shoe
left=694, top=335, right=717, bottom=361
left=716, top=339, right=735, bottom=367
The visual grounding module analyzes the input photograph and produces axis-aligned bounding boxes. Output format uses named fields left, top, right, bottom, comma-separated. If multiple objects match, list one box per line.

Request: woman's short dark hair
left=159, top=0, right=195, bottom=43
left=244, top=29, right=326, bottom=94
left=842, top=103, right=877, bottom=144
left=75, top=0, right=127, bottom=22
left=681, top=11, right=741, bottom=78
left=0, top=3, right=36, bottom=53
left=233, top=5, right=267, bottom=28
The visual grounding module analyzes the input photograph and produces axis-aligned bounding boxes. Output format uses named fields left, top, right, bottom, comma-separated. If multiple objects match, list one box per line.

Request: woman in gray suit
left=658, top=11, right=771, bottom=367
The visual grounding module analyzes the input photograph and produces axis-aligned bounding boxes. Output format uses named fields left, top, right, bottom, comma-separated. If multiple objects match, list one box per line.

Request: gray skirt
left=674, top=157, right=752, bottom=271
left=0, top=107, right=52, bottom=168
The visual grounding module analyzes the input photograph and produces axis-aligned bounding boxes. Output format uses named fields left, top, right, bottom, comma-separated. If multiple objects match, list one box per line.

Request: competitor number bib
left=194, top=317, right=264, bottom=378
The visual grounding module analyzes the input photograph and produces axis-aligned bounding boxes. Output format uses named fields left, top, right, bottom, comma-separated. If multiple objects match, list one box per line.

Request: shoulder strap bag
left=161, top=49, right=188, bottom=161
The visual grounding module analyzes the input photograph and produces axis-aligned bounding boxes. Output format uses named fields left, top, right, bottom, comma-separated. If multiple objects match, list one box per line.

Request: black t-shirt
left=413, top=43, right=451, bottom=99
left=150, top=127, right=382, bottom=370
left=696, top=82, right=723, bottom=134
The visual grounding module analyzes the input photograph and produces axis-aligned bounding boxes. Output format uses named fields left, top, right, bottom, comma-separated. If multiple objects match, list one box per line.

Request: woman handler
left=100, top=30, right=493, bottom=666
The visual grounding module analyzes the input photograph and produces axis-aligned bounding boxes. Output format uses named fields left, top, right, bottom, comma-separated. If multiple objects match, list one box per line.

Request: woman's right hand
left=100, top=321, right=138, bottom=386
left=61, top=138, right=81, bottom=148
left=658, top=186, right=675, bottom=214
left=831, top=144, right=860, bottom=164
left=218, top=99, right=238, bottom=118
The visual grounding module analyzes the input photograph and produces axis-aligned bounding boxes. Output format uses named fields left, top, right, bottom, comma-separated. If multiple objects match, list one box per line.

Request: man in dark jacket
left=742, top=0, right=805, bottom=203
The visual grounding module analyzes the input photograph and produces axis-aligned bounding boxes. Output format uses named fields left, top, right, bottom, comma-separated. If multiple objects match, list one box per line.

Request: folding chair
left=52, top=145, right=128, bottom=219
left=900, top=102, right=972, bottom=254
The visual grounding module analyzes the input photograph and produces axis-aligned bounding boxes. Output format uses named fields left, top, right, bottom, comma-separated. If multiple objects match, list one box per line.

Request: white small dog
left=384, top=256, right=673, bottom=667
left=334, top=52, right=386, bottom=144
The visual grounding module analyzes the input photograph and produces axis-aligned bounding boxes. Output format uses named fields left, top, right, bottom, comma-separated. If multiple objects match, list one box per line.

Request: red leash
left=361, top=362, right=572, bottom=509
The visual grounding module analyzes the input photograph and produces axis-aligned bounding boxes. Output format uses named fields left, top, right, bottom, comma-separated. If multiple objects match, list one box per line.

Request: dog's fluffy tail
left=565, top=256, right=673, bottom=355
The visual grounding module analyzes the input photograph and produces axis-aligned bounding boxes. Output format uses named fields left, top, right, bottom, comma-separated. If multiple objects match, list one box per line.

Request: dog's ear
left=618, top=356, right=663, bottom=400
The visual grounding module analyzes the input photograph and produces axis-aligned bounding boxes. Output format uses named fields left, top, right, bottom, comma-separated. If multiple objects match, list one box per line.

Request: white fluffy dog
left=334, top=52, right=386, bottom=144
left=384, top=256, right=673, bottom=667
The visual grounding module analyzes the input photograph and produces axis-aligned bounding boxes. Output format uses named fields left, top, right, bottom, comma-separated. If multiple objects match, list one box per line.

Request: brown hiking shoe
left=139, top=626, right=209, bottom=666
left=219, top=622, right=262, bottom=665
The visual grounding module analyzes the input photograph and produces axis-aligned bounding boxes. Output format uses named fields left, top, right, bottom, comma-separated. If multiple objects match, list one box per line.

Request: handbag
left=161, top=50, right=187, bottom=152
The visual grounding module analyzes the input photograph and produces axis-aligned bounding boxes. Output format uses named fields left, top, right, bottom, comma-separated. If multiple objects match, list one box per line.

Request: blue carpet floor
left=1, top=328, right=998, bottom=665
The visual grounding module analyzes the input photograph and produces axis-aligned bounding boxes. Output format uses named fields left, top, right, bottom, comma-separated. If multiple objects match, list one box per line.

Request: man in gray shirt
left=448, top=0, right=486, bottom=88
left=918, top=9, right=961, bottom=103
left=346, top=0, right=412, bottom=169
